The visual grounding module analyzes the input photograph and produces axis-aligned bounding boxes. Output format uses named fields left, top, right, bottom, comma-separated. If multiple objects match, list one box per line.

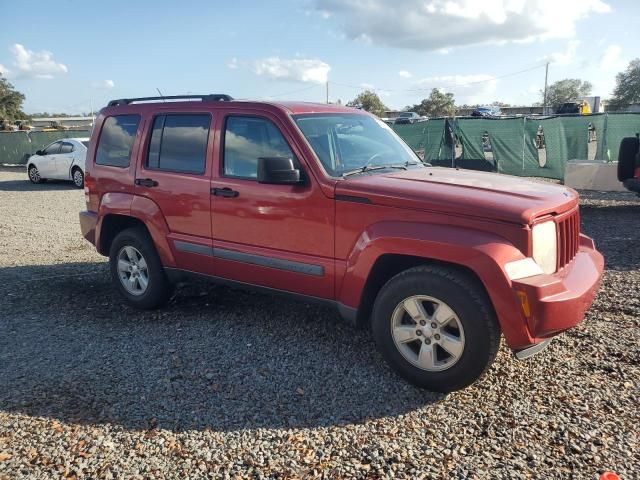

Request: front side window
left=59, top=142, right=74, bottom=154
left=146, top=114, right=210, bottom=174
left=96, top=115, right=140, bottom=167
left=293, top=113, right=420, bottom=177
left=43, top=142, right=61, bottom=155
left=223, top=116, right=295, bottom=179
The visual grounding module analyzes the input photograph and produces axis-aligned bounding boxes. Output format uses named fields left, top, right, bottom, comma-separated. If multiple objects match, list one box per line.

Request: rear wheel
left=371, top=265, right=500, bottom=392
left=28, top=165, right=45, bottom=184
left=618, top=136, right=639, bottom=181
left=72, top=167, right=84, bottom=188
left=109, top=227, right=172, bottom=309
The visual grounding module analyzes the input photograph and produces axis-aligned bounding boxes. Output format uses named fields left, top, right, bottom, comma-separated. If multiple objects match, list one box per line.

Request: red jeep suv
left=79, top=94, right=604, bottom=392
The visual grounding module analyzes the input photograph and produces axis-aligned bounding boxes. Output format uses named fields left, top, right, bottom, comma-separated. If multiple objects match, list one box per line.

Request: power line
left=329, top=62, right=547, bottom=94
left=258, top=83, right=322, bottom=99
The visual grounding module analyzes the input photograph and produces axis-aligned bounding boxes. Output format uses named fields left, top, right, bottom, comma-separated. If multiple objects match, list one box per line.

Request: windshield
left=293, top=113, right=420, bottom=177
left=399, top=112, right=413, bottom=117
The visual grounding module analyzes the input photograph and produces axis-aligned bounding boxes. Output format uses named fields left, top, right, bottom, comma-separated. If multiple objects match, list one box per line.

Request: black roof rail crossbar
left=107, top=94, right=233, bottom=106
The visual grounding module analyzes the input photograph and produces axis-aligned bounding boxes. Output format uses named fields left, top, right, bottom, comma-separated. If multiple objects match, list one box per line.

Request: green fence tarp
left=0, top=130, right=91, bottom=165
left=603, top=113, right=640, bottom=161
left=391, top=123, right=427, bottom=151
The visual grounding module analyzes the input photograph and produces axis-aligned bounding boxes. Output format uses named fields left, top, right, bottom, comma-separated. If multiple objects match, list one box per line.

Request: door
left=210, top=113, right=335, bottom=299
left=55, top=142, right=75, bottom=179
left=134, top=112, right=215, bottom=275
left=37, top=141, right=61, bottom=177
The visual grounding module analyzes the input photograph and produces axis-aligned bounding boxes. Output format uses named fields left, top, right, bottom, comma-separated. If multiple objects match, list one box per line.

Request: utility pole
left=326, top=81, right=329, bottom=104
left=543, top=62, right=549, bottom=115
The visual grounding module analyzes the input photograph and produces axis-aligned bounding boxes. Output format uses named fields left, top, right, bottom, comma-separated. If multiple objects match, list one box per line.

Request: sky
left=1, top=0, right=638, bottom=114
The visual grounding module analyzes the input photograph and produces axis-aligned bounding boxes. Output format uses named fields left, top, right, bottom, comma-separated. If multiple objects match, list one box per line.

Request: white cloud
left=414, top=74, right=498, bottom=104
left=0, top=63, right=8, bottom=77
left=314, top=0, right=611, bottom=51
left=253, top=57, right=330, bottom=83
left=398, top=70, right=412, bottom=78
left=227, top=57, right=239, bottom=70
left=92, top=79, right=115, bottom=88
left=539, top=40, right=580, bottom=65
left=9, top=43, right=67, bottom=79
left=599, top=45, right=624, bottom=70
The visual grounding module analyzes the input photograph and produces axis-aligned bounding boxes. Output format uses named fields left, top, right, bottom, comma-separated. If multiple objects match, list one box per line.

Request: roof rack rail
left=107, top=94, right=233, bottom=107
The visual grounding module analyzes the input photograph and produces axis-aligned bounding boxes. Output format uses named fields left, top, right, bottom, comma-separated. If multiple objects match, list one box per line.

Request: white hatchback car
left=26, top=137, right=90, bottom=188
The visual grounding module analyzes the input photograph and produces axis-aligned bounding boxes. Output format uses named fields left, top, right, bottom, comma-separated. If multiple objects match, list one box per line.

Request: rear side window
left=96, top=115, right=140, bottom=167
left=146, top=114, right=210, bottom=174
left=60, top=142, right=74, bottom=154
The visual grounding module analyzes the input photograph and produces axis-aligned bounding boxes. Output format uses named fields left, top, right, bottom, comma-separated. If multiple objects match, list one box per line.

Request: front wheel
left=109, top=227, right=172, bottom=309
left=28, top=165, right=45, bottom=184
left=371, top=265, right=500, bottom=392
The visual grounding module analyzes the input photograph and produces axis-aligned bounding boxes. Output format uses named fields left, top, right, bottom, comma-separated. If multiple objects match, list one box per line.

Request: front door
left=38, top=141, right=61, bottom=178
left=134, top=112, right=215, bottom=275
left=210, top=112, right=335, bottom=299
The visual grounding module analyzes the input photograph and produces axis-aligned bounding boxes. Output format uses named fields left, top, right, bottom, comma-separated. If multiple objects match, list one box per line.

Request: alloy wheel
left=117, top=246, right=149, bottom=296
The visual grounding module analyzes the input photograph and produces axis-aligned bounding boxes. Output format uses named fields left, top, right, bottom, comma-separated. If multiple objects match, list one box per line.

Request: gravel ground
left=0, top=167, right=638, bottom=479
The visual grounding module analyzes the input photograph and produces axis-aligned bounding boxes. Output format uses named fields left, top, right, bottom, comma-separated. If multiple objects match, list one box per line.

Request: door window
left=223, top=116, right=295, bottom=179
left=146, top=114, right=210, bottom=174
left=43, top=142, right=61, bottom=155
left=59, top=142, right=74, bottom=154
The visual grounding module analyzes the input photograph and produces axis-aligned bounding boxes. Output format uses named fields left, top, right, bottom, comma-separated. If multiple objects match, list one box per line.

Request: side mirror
left=257, top=157, right=302, bottom=185
left=35, top=150, right=44, bottom=156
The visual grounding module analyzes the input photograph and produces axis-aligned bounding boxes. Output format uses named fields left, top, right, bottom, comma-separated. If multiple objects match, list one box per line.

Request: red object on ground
left=600, top=472, right=620, bottom=480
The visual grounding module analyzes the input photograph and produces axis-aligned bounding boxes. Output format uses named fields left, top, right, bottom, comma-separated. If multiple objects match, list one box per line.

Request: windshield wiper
left=342, top=160, right=424, bottom=178
left=342, top=164, right=389, bottom=178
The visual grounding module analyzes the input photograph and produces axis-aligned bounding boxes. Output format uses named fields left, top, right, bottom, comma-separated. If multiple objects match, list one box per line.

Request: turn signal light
left=515, top=290, right=531, bottom=318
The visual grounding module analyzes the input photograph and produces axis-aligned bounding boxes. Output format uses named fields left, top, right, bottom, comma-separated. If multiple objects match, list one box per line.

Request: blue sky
left=1, top=0, right=637, bottom=114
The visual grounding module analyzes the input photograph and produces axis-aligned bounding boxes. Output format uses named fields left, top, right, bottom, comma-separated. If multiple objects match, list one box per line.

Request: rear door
left=55, top=142, right=75, bottom=179
left=134, top=111, right=215, bottom=275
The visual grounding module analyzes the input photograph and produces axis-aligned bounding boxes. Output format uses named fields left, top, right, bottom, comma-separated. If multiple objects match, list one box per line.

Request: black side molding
left=335, top=194, right=372, bottom=204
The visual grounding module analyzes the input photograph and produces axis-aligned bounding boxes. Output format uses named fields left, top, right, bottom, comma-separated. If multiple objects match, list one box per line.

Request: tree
left=609, top=58, right=640, bottom=111
left=346, top=90, right=388, bottom=117
left=541, top=78, right=592, bottom=107
left=410, top=88, right=456, bottom=117
left=0, top=75, right=26, bottom=126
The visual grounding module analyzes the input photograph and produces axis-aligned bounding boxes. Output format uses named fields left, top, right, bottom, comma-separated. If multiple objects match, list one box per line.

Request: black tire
left=109, top=227, right=172, bottom=309
left=72, top=167, right=84, bottom=188
left=371, top=265, right=500, bottom=392
left=618, top=136, right=639, bottom=182
left=27, top=165, right=45, bottom=184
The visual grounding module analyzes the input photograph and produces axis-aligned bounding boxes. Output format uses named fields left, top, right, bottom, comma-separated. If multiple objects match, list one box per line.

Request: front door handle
left=135, top=178, right=158, bottom=187
left=211, top=187, right=239, bottom=198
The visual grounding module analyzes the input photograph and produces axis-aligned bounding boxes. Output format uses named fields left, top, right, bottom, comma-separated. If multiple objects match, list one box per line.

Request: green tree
left=0, top=75, right=26, bottom=126
left=346, top=90, right=388, bottom=117
left=541, top=78, right=592, bottom=107
left=410, top=89, right=456, bottom=117
left=609, top=58, right=640, bottom=111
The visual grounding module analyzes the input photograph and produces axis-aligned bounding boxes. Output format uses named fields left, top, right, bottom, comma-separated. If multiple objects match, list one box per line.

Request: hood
left=335, top=167, right=578, bottom=224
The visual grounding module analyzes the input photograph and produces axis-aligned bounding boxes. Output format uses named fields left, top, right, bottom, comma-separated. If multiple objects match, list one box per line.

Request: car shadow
left=0, top=177, right=78, bottom=191
left=0, top=262, right=444, bottom=433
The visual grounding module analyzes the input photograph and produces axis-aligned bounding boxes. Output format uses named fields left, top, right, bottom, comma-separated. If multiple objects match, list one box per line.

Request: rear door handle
left=211, top=187, right=239, bottom=198
left=135, top=178, right=158, bottom=187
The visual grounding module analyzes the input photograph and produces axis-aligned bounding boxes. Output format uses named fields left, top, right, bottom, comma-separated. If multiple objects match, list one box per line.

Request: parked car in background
left=79, top=94, right=603, bottom=392
left=471, top=106, right=502, bottom=117
left=618, top=135, right=640, bottom=194
left=27, top=138, right=90, bottom=188
left=394, top=112, right=424, bottom=124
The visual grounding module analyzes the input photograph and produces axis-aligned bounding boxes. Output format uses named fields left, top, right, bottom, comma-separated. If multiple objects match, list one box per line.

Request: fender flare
left=96, top=193, right=176, bottom=267
left=338, top=221, right=530, bottom=347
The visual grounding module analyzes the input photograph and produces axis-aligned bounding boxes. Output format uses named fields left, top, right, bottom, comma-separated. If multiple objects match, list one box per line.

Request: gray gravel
left=0, top=167, right=638, bottom=479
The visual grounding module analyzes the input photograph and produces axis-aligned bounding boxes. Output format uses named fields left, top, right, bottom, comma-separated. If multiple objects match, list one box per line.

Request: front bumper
left=510, top=234, right=604, bottom=347
left=623, top=178, right=640, bottom=193
left=79, top=211, right=98, bottom=246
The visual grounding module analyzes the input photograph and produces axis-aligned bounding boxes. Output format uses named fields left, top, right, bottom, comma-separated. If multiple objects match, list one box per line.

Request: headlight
left=532, top=221, right=557, bottom=274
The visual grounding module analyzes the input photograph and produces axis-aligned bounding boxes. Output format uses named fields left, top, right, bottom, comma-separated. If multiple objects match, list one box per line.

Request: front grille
left=556, top=209, right=580, bottom=270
